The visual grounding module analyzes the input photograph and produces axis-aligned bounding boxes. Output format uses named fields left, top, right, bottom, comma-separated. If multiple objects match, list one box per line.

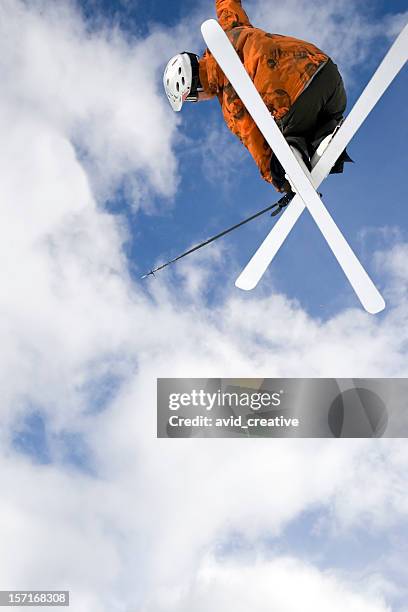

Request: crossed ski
left=202, top=19, right=408, bottom=314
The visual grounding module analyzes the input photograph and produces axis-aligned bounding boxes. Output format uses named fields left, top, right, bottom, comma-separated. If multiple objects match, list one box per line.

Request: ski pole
left=141, top=192, right=294, bottom=278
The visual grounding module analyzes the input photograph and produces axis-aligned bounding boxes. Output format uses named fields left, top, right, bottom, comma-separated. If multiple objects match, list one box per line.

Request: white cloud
left=0, top=0, right=182, bottom=206
left=142, top=555, right=391, bottom=612
left=0, top=1, right=407, bottom=611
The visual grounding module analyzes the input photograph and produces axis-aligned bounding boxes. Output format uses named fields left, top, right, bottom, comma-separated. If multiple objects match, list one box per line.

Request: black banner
left=157, top=378, right=408, bottom=438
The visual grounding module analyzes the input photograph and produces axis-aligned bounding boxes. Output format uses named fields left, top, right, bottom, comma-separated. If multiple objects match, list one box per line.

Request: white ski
left=235, top=22, right=408, bottom=295
left=201, top=19, right=386, bottom=314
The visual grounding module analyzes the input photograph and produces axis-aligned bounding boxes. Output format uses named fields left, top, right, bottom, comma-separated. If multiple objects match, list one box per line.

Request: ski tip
left=201, top=18, right=218, bottom=32
left=235, top=277, right=257, bottom=291
left=201, top=19, right=220, bottom=41
left=365, top=296, right=386, bottom=315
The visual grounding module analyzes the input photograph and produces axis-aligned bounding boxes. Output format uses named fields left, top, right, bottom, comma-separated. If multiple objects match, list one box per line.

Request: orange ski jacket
left=199, top=0, right=328, bottom=187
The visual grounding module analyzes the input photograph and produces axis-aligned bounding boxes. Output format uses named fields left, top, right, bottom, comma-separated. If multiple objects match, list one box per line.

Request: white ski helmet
left=163, top=52, right=200, bottom=112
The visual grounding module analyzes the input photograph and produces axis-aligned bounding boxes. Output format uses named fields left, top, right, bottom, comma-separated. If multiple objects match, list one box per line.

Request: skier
left=163, top=0, right=351, bottom=193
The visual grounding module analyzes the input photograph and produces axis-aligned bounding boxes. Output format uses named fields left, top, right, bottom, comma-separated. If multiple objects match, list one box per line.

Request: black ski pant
left=270, top=59, right=350, bottom=189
